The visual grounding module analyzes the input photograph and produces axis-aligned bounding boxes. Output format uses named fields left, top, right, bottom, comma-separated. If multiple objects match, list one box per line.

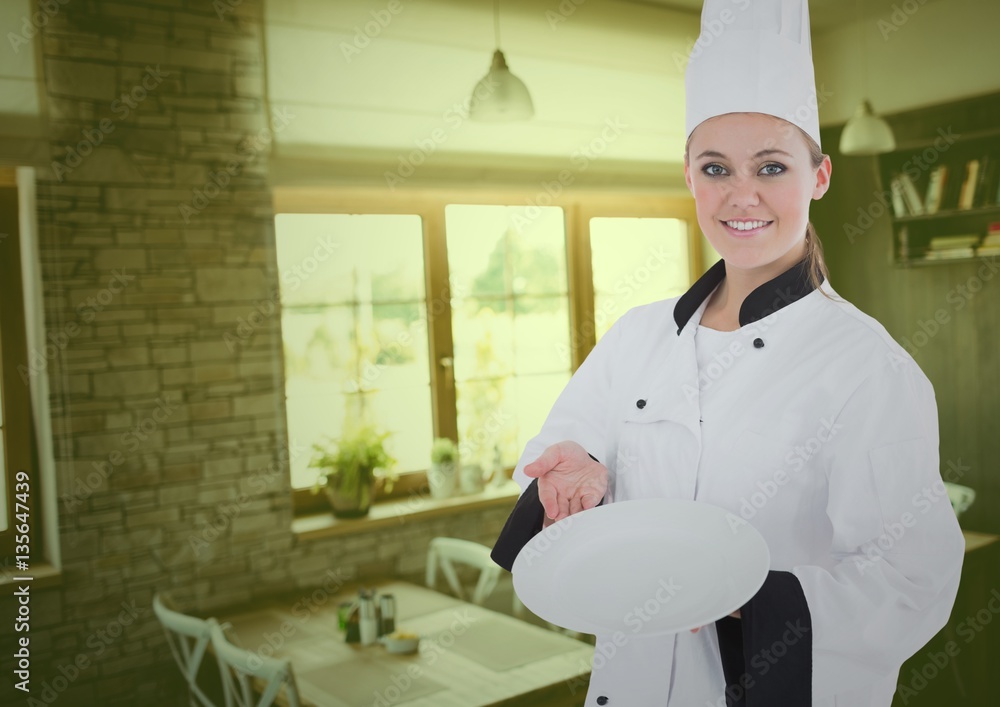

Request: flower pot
left=459, top=463, right=486, bottom=494
left=427, top=461, right=456, bottom=499
left=324, top=470, right=376, bottom=518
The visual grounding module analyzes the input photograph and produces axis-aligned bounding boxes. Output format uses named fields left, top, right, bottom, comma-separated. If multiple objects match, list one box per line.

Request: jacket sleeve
left=789, top=351, right=965, bottom=698
left=489, top=310, right=628, bottom=572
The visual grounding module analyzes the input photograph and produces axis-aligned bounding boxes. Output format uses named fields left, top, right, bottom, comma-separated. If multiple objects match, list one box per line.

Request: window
left=446, top=205, right=572, bottom=470
left=275, top=214, right=432, bottom=488
left=590, top=217, right=691, bottom=341
left=0, top=172, right=36, bottom=560
left=273, top=189, right=701, bottom=511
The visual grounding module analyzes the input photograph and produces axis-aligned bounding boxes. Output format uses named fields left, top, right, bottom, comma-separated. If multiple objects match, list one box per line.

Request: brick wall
left=3, top=1, right=511, bottom=704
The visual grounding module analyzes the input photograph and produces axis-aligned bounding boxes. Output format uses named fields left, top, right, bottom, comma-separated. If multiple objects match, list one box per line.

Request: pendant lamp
left=840, top=0, right=895, bottom=155
left=469, top=0, right=534, bottom=122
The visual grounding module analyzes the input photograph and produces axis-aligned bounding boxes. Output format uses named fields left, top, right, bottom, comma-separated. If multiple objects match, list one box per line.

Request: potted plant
left=428, top=437, right=458, bottom=499
left=309, top=425, right=397, bottom=518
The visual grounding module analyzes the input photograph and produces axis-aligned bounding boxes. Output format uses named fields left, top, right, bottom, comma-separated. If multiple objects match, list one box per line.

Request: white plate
left=511, top=498, right=770, bottom=636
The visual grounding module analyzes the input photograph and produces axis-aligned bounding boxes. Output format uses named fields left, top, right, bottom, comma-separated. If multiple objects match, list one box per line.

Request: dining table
left=217, top=578, right=596, bottom=707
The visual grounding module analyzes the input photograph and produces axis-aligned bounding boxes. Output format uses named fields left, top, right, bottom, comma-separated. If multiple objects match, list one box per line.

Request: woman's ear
left=812, top=155, right=832, bottom=200
left=684, top=160, right=694, bottom=195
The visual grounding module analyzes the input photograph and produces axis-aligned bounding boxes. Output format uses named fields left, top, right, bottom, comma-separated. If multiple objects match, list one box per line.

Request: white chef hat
left=685, top=0, right=822, bottom=150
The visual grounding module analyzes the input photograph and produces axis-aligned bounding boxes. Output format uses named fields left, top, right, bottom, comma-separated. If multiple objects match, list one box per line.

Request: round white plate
left=511, top=498, right=770, bottom=636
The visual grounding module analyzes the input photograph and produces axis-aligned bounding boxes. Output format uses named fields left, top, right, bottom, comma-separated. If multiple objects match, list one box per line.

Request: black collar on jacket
left=673, top=256, right=819, bottom=334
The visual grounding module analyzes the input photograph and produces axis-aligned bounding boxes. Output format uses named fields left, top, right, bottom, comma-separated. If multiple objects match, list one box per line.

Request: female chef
left=490, top=0, right=965, bottom=705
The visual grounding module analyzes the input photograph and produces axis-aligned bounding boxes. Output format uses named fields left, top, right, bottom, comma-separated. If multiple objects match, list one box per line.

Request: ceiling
left=620, top=0, right=948, bottom=31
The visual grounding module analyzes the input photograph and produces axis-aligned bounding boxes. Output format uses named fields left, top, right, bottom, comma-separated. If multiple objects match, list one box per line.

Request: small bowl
left=378, top=631, right=420, bottom=654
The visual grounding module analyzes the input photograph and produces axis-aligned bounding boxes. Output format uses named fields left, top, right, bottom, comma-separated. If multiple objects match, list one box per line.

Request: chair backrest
left=425, top=537, right=501, bottom=605
left=944, top=482, right=976, bottom=519
left=154, top=593, right=222, bottom=707
left=209, top=623, right=301, bottom=707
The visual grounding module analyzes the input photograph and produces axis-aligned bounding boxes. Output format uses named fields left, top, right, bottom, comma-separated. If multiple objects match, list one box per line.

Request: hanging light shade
left=469, top=50, right=534, bottom=122
left=840, top=101, right=896, bottom=155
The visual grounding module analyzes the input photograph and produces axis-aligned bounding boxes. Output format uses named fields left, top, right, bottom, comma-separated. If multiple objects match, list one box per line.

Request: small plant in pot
left=428, top=437, right=458, bottom=499
left=309, top=425, right=398, bottom=518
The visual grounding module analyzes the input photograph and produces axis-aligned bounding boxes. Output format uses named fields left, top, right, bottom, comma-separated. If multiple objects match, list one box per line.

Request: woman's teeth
left=724, top=220, right=770, bottom=231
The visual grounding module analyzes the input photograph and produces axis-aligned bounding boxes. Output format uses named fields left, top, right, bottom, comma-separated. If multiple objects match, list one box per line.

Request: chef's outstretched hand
left=524, top=440, right=608, bottom=527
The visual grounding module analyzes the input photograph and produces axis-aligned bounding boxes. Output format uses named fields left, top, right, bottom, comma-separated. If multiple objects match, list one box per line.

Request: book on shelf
left=982, top=233, right=1000, bottom=247
left=928, top=234, right=981, bottom=250
left=897, top=172, right=925, bottom=215
left=890, top=177, right=908, bottom=217
left=923, top=165, right=948, bottom=214
left=973, top=153, right=997, bottom=208
left=958, top=159, right=981, bottom=210
left=941, top=160, right=965, bottom=210
left=922, top=247, right=976, bottom=260
left=976, top=246, right=1000, bottom=257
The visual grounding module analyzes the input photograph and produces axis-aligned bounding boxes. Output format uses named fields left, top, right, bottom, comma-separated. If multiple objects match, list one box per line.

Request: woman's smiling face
left=684, top=112, right=832, bottom=272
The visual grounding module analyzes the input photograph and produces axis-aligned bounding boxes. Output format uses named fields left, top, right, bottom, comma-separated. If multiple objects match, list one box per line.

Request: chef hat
left=685, top=0, right=822, bottom=150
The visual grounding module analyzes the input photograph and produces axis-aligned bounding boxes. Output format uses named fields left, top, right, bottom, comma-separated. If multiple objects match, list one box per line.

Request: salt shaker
left=378, top=594, right=396, bottom=636
left=358, top=589, right=378, bottom=646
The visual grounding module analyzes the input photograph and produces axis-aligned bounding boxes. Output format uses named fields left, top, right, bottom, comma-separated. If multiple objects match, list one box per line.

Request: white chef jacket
left=507, top=258, right=965, bottom=707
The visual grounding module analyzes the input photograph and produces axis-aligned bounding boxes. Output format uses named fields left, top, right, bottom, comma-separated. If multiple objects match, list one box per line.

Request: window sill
left=0, top=562, right=62, bottom=590
left=292, top=479, right=522, bottom=541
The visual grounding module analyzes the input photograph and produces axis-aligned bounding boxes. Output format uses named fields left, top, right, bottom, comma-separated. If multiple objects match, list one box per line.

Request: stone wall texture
left=1, top=1, right=511, bottom=704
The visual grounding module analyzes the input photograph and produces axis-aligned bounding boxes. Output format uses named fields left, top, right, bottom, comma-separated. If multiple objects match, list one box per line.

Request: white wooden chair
left=425, top=537, right=583, bottom=639
left=944, top=482, right=976, bottom=519
left=210, top=622, right=302, bottom=707
left=426, top=537, right=502, bottom=605
left=153, top=593, right=222, bottom=707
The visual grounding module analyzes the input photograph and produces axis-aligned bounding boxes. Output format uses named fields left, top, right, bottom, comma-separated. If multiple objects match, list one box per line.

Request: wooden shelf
left=878, top=92, right=1000, bottom=267
left=293, top=479, right=521, bottom=541
left=894, top=256, right=991, bottom=268
left=893, top=204, right=1000, bottom=223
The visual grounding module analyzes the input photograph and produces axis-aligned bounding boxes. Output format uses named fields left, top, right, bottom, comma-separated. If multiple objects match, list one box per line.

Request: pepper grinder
left=344, top=602, right=360, bottom=644
left=378, top=593, right=396, bottom=636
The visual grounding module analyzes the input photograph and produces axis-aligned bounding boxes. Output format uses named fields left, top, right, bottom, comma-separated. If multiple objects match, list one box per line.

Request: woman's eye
left=760, top=162, right=785, bottom=176
left=702, top=164, right=727, bottom=177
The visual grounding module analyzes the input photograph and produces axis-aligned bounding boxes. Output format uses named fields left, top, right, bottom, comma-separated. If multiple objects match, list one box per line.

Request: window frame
left=0, top=169, right=39, bottom=560
left=273, top=187, right=701, bottom=515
